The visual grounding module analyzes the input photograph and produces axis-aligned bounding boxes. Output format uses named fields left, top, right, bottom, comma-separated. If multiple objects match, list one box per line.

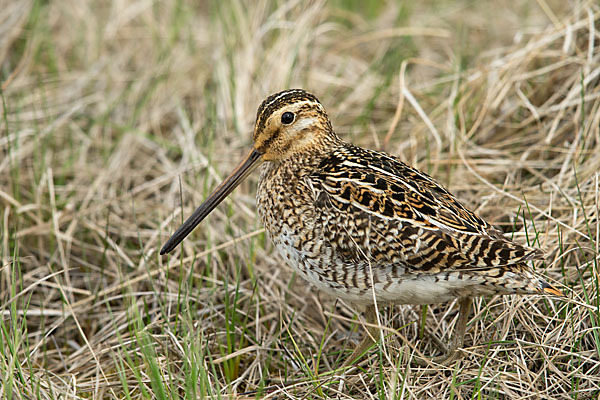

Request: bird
left=160, top=88, right=564, bottom=365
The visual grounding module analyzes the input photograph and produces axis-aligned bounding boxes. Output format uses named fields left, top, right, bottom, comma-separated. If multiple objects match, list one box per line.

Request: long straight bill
left=160, top=148, right=263, bottom=255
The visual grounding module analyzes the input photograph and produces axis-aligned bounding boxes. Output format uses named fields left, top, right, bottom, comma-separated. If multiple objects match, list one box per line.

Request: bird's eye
left=281, top=112, right=295, bottom=124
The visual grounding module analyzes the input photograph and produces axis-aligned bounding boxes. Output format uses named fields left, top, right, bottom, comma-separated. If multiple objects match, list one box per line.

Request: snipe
left=161, top=89, right=564, bottom=365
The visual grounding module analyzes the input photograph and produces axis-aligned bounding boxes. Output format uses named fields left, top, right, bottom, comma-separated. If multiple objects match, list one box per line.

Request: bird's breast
left=256, top=161, right=343, bottom=291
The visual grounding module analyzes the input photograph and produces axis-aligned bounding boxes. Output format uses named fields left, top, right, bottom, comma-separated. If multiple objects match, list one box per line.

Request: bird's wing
left=309, top=144, right=543, bottom=272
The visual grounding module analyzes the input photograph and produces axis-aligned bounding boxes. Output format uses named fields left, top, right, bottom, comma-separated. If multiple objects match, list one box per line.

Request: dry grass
left=1, top=0, right=599, bottom=398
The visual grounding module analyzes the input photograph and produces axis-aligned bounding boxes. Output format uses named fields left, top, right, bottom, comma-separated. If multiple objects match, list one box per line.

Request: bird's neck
left=278, top=131, right=343, bottom=173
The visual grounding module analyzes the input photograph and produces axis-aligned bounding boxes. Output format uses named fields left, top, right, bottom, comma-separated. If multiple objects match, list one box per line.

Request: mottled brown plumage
left=161, top=88, right=563, bottom=364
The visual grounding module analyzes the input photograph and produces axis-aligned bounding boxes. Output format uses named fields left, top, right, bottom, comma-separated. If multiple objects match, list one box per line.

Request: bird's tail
left=537, top=279, right=566, bottom=297
left=474, top=267, right=566, bottom=297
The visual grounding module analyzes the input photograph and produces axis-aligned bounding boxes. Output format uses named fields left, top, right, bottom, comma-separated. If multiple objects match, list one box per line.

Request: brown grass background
left=1, top=0, right=599, bottom=398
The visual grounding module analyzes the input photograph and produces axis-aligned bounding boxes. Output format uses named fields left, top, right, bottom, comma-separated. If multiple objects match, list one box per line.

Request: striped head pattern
left=253, top=89, right=337, bottom=161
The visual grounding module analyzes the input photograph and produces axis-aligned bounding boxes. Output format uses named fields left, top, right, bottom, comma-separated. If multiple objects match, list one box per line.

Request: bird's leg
left=420, top=297, right=472, bottom=365
left=343, top=304, right=380, bottom=366
left=452, top=296, right=472, bottom=351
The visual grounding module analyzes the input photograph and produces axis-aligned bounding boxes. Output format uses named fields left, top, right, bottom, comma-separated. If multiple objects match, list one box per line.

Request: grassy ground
left=1, top=0, right=599, bottom=398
